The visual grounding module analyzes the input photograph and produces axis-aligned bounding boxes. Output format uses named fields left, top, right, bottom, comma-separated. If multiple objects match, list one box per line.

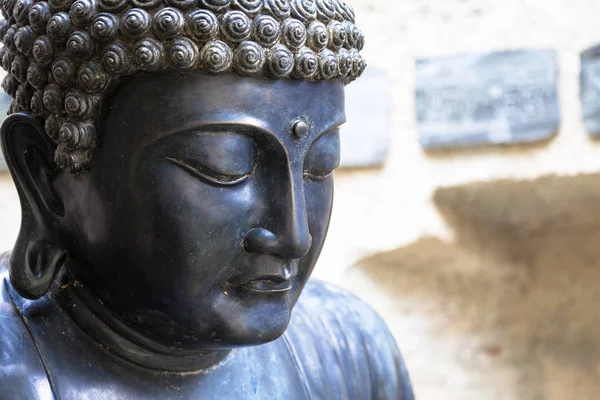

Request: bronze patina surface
left=0, top=0, right=413, bottom=398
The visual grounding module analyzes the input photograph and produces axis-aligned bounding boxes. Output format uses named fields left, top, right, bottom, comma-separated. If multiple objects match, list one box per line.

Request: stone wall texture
left=2, top=0, right=600, bottom=399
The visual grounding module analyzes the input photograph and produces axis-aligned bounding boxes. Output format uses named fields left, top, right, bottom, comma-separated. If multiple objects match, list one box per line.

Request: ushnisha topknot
left=0, top=0, right=366, bottom=172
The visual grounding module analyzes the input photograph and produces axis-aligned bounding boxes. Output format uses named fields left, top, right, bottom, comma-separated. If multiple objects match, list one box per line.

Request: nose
left=244, top=227, right=312, bottom=259
left=243, top=169, right=312, bottom=259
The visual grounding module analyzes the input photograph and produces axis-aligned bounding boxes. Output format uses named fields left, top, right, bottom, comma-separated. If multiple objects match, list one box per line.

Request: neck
left=56, top=278, right=233, bottom=374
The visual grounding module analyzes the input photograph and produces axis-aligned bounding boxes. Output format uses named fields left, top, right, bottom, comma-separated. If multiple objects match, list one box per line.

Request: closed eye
left=166, top=157, right=250, bottom=186
left=303, top=169, right=334, bottom=181
left=303, top=130, right=340, bottom=182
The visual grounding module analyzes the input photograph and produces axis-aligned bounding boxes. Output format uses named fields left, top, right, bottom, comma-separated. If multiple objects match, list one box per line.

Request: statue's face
left=56, top=72, right=345, bottom=350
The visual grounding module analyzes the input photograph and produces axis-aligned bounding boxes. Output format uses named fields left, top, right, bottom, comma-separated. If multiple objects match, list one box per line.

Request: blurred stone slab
left=0, top=91, right=9, bottom=170
left=416, top=49, right=560, bottom=149
left=581, top=45, right=600, bottom=136
left=340, top=66, right=390, bottom=168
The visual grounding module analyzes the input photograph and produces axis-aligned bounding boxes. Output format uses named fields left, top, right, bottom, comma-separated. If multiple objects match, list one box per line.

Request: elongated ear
left=1, top=113, right=66, bottom=299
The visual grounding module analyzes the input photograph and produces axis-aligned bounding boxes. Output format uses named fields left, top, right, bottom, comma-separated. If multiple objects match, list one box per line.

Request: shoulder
left=0, top=252, right=53, bottom=399
left=287, top=279, right=414, bottom=400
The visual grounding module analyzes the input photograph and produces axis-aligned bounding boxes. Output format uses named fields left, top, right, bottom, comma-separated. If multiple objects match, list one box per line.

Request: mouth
left=243, top=276, right=293, bottom=293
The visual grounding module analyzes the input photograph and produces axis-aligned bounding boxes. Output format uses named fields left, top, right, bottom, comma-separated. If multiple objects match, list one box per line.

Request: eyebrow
left=156, top=118, right=346, bottom=145
left=154, top=120, right=271, bottom=138
left=317, top=119, right=346, bottom=137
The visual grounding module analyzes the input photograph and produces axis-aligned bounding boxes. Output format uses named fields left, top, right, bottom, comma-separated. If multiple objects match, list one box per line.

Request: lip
left=243, top=276, right=294, bottom=293
left=234, top=259, right=298, bottom=293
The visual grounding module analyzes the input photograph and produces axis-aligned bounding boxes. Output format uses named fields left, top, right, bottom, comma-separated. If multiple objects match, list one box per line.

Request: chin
left=202, top=301, right=293, bottom=349
left=155, top=301, right=293, bottom=352
left=178, top=323, right=290, bottom=351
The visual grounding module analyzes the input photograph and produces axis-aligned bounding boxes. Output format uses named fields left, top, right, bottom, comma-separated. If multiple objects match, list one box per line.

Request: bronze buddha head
left=0, top=0, right=365, bottom=353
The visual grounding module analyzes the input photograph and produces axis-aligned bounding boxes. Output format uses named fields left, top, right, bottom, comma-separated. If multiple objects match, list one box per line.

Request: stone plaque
left=0, top=89, right=9, bottom=170
left=340, top=66, right=390, bottom=168
left=581, top=45, right=600, bottom=136
left=416, top=49, right=560, bottom=149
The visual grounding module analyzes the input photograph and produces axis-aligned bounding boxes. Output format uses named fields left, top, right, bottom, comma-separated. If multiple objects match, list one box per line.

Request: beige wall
left=0, top=174, right=18, bottom=251
left=1, top=0, right=600, bottom=399
left=311, top=1, right=600, bottom=399
left=318, top=0, right=600, bottom=282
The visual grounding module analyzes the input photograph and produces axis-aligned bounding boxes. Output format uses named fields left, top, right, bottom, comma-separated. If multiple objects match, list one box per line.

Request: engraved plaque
left=581, top=45, right=600, bottom=136
left=416, top=49, right=560, bottom=149
left=341, top=66, right=390, bottom=168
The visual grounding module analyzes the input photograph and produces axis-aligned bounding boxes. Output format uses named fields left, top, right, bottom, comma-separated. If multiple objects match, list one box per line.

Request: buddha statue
left=0, top=0, right=414, bottom=398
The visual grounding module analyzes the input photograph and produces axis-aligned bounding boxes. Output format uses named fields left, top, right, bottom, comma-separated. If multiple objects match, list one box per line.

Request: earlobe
left=1, top=113, right=66, bottom=299
left=10, top=239, right=67, bottom=300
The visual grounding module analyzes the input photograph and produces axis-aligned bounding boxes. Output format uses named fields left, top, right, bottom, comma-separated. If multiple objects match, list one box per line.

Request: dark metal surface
left=416, top=49, right=560, bottom=149
left=0, top=72, right=414, bottom=399
left=0, top=255, right=413, bottom=399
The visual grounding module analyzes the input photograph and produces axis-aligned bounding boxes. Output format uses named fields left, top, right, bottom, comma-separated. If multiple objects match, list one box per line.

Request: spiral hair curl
left=0, top=0, right=365, bottom=172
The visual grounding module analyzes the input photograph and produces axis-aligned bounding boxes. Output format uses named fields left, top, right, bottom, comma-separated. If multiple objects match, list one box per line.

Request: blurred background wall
left=2, top=0, right=600, bottom=399
left=314, top=1, right=600, bottom=399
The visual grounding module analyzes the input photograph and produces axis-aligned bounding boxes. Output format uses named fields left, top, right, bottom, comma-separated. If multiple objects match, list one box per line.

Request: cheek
left=291, top=179, right=334, bottom=303
left=129, top=163, right=258, bottom=275
left=304, top=179, right=335, bottom=259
